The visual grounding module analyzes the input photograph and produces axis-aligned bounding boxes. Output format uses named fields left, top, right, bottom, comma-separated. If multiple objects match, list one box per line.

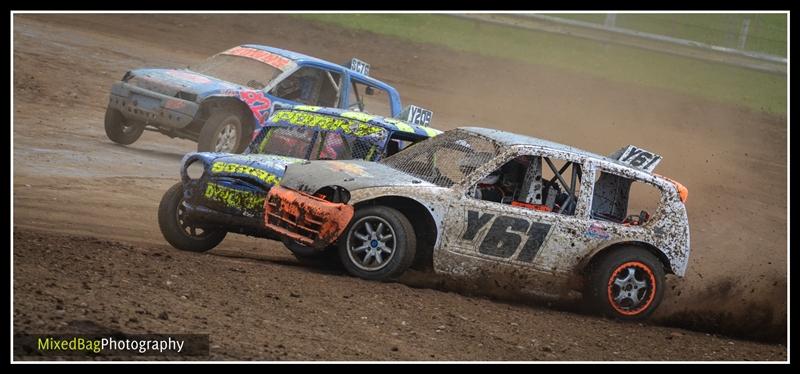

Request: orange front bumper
left=264, top=185, right=354, bottom=249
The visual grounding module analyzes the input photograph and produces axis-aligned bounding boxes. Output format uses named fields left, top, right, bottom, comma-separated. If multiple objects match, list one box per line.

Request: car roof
left=242, top=44, right=394, bottom=92
left=275, top=105, right=442, bottom=139
left=461, top=127, right=655, bottom=175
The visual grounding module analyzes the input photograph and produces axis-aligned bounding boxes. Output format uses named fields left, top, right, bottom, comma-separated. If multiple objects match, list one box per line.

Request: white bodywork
left=280, top=128, right=690, bottom=299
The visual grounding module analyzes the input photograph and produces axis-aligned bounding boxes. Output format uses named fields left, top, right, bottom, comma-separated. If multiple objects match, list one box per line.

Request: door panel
left=435, top=152, right=598, bottom=283
left=442, top=196, right=559, bottom=268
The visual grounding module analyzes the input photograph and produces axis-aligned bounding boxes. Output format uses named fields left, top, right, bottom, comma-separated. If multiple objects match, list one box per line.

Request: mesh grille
left=249, top=126, right=315, bottom=159
left=381, top=129, right=500, bottom=187
left=312, top=132, right=382, bottom=161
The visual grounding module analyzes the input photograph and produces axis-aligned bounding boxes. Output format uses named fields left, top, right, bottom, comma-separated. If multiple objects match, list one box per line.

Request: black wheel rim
left=176, top=201, right=211, bottom=239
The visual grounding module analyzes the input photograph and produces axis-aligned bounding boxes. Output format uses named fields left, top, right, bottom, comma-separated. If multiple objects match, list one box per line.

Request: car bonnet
left=278, top=159, right=435, bottom=194
left=130, top=68, right=242, bottom=96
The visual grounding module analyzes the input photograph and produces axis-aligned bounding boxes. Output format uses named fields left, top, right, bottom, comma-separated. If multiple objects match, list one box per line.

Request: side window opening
left=386, top=139, right=400, bottom=156
left=271, top=67, right=341, bottom=107
left=591, top=171, right=662, bottom=226
left=468, top=155, right=582, bottom=216
left=318, top=71, right=341, bottom=107
left=347, top=80, right=392, bottom=117
left=384, top=139, right=415, bottom=157
left=627, top=182, right=662, bottom=226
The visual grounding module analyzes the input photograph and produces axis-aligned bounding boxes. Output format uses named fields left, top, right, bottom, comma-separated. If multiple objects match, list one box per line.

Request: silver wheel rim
left=121, top=121, right=139, bottom=134
left=176, top=201, right=209, bottom=239
left=611, top=267, right=650, bottom=310
left=214, top=122, right=239, bottom=152
left=346, top=216, right=396, bottom=271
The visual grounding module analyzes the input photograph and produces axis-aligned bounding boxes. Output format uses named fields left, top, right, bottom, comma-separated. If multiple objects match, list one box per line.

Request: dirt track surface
left=12, top=229, right=785, bottom=361
left=13, top=14, right=787, bottom=360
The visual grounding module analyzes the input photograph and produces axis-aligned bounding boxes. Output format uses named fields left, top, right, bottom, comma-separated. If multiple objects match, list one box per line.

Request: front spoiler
left=264, top=186, right=354, bottom=249
left=182, top=202, right=259, bottom=229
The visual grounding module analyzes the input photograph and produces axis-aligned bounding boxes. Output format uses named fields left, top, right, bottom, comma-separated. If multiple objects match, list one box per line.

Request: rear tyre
left=585, top=247, right=665, bottom=320
left=104, top=107, right=145, bottom=145
left=158, top=182, right=226, bottom=252
left=197, top=110, right=246, bottom=153
left=338, top=206, right=416, bottom=281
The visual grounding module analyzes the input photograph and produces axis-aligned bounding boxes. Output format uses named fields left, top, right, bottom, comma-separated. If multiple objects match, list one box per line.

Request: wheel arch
left=198, top=96, right=258, bottom=139
left=353, top=195, right=439, bottom=271
left=580, top=241, right=674, bottom=276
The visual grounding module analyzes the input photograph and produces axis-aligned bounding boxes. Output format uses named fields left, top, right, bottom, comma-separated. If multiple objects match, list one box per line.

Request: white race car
left=264, top=127, right=690, bottom=319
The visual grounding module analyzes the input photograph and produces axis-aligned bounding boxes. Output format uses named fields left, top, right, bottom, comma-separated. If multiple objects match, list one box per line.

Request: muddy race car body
left=157, top=105, right=442, bottom=254
left=264, top=127, right=690, bottom=319
left=106, top=44, right=433, bottom=153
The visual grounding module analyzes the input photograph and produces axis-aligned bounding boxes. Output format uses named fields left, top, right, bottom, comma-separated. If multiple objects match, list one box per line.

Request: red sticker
left=239, top=90, right=272, bottom=124
left=164, top=99, right=187, bottom=110
left=222, top=46, right=292, bottom=70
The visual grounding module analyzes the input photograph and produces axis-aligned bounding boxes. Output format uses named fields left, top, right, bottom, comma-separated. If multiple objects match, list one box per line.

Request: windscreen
left=191, top=54, right=285, bottom=89
left=380, top=129, right=501, bottom=187
left=247, top=110, right=390, bottom=161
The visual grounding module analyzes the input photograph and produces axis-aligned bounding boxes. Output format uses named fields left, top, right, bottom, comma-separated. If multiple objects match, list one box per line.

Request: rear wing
left=608, top=145, right=662, bottom=173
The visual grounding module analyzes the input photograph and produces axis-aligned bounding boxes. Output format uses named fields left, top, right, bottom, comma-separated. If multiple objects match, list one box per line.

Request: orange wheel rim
left=607, top=261, right=656, bottom=316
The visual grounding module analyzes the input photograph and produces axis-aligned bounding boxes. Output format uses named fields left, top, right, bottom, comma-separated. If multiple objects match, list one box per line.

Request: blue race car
left=157, top=104, right=441, bottom=258
left=105, top=45, right=432, bottom=153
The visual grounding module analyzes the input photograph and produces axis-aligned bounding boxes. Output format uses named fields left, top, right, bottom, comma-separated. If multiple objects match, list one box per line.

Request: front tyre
left=338, top=206, right=416, bottom=281
left=104, top=107, right=145, bottom=145
left=197, top=110, right=246, bottom=153
left=158, top=182, right=226, bottom=252
left=585, top=247, right=665, bottom=320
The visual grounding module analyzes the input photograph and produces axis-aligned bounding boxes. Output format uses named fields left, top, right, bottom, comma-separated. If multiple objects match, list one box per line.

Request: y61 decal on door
left=460, top=210, right=552, bottom=263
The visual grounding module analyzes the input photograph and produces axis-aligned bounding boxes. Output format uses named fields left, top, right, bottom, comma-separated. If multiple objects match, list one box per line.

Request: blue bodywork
left=107, top=44, right=405, bottom=145
left=244, top=45, right=403, bottom=117
left=177, top=106, right=441, bottom=238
